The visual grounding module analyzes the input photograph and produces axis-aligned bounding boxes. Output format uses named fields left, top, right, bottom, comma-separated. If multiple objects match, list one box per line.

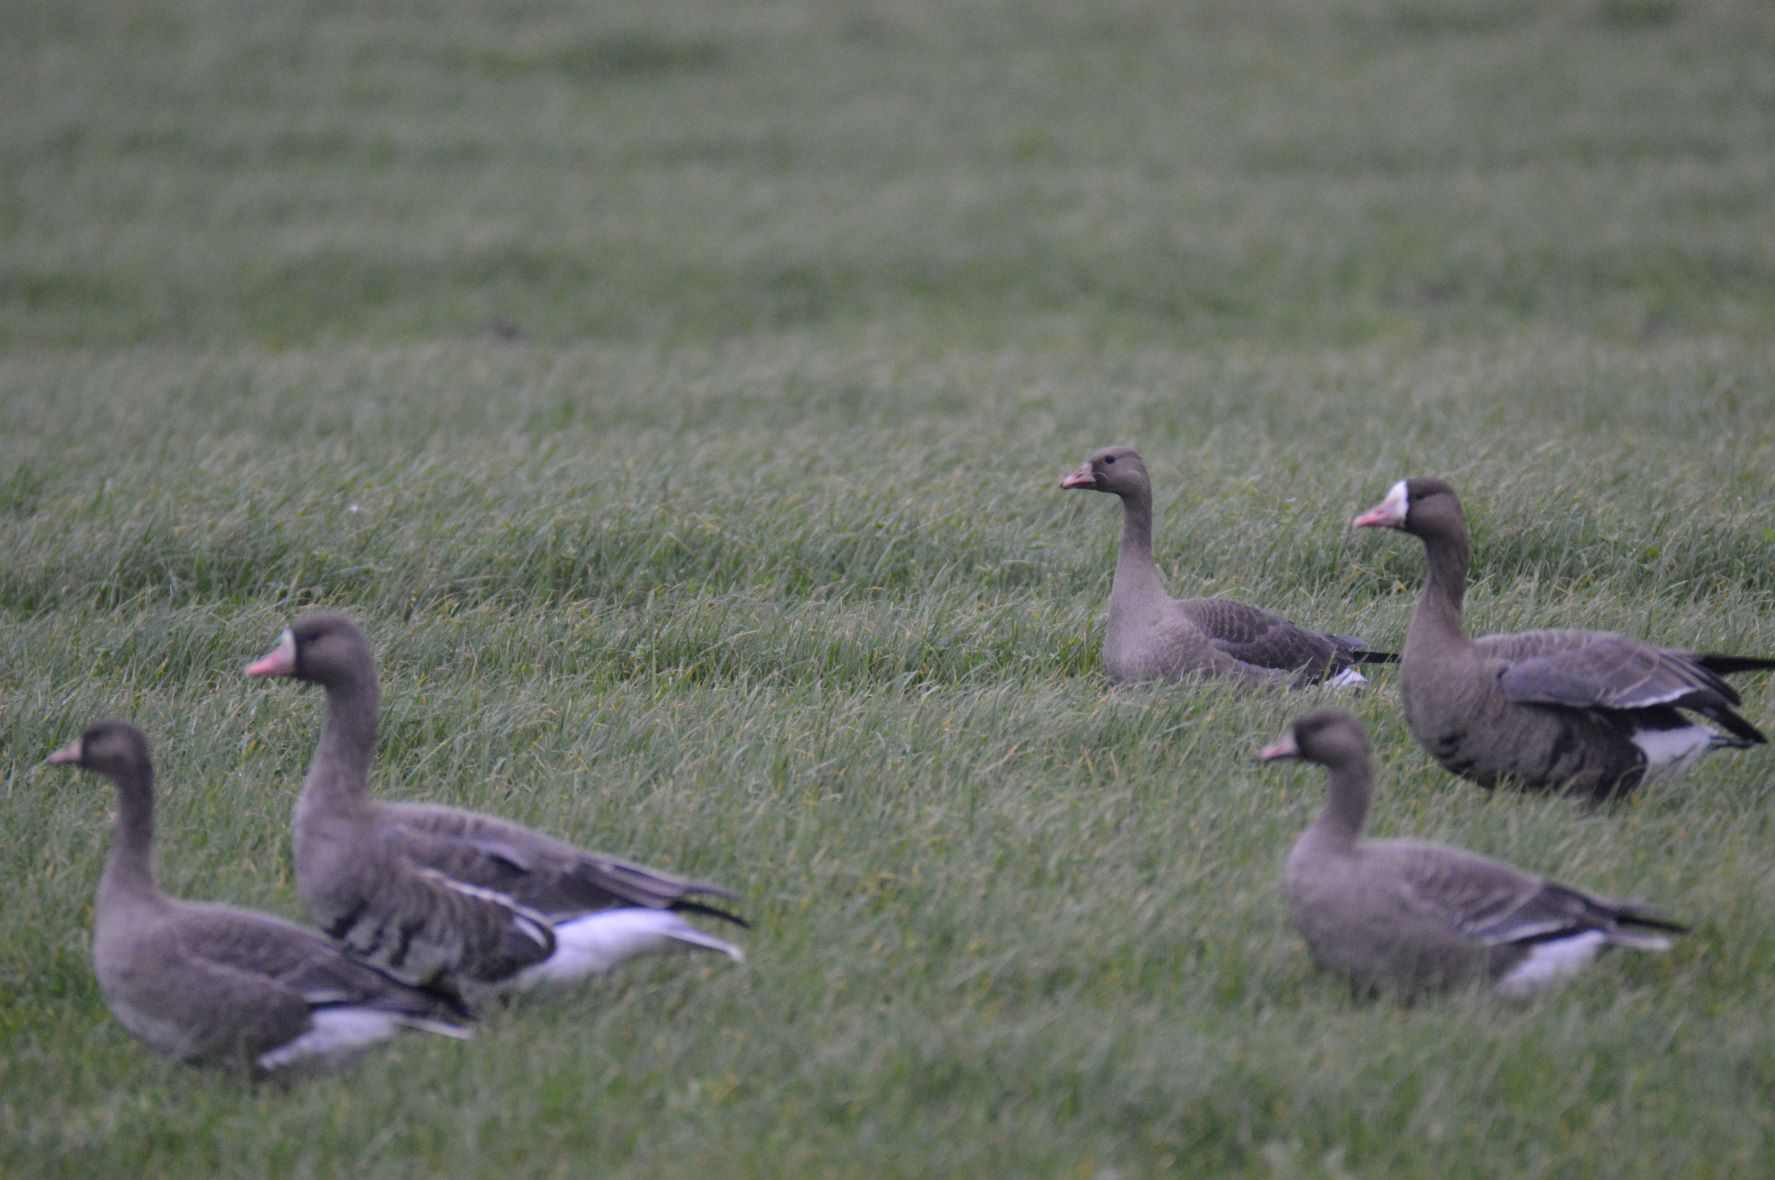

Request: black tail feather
left=1696, top=653, right=1775, bottom=677
left=1696, top=702, right=1768, bottom=746
left=1616, top=908, right=1690, bottom=937
left=670, top=897, right=750, bottom=929
left=1327, top=635, right=1399, bottom=665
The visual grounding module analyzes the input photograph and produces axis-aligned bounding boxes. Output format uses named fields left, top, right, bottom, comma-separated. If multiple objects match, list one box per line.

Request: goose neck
left=1406, top=525, right=1471, bottom=653
left=306, top=671, right=380, bottom=817
left=99, top=765, right=159, bottom=905
left=1309, top=759, right=1370, bottom=853
left=1110, top=484, right=1168, bottom=603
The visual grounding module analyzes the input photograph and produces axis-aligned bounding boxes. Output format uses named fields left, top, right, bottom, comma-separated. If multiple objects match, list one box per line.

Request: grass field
left=4, top=0, right=1775, bottom=1175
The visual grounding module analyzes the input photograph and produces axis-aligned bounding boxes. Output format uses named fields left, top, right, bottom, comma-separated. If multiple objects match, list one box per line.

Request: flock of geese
left=45, top=447, right=1771, bottom=1074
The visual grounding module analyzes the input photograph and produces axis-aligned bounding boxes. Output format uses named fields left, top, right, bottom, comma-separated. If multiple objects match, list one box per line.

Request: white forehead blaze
left=1383, top=479, right=1408, bottom=524
left=277, top=629, right=296, bottom=660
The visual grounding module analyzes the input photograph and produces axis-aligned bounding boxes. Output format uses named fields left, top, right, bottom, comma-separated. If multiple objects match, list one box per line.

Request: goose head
left=46, top=719, right=152, bottom=777
left=1353, top=476, right=1464, bottom=540
left=1060, top=445, right=1150, bottom=498
left=1256, top=708, right=1371, bottom=770
left=245, top=613, right=373, bottom=689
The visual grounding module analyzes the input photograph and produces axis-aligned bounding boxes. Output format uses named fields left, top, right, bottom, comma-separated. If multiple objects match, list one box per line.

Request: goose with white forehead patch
left=1258, top=709, right=1686, bottom=999
left=45, top=720, right=471, bottom=1073
left=1355, top=477, right=1773, bottom=801
left=1062, top=446, right=1396, bottom=687
left=246, top=613, right=746, bottom=1005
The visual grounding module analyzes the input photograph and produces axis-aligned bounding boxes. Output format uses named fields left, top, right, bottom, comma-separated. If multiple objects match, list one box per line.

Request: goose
left=1061, top=446, right=1395, bottom=686
left=1355, top=477, right=1773, bottom=800
left=245, top=613, right=745, bottom=1004
left=1257, top=709, right=1687, bottom=999
left=45, top=720, right=470, bottom=1072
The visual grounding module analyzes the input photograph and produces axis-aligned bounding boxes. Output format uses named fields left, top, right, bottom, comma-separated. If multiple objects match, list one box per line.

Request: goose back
left=379, top=802, right=743, bottom=922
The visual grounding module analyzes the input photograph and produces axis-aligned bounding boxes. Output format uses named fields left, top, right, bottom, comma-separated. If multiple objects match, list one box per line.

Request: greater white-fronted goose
left=1258, top=709, right=1686, bottom=999
left=245, top=613, right=745, bottom=1003
left=1355, top=477, right=1773, bottom=800
left=46, top=720, right=471, bottom=1072
left=1061, top=446, right=1396, bottom=686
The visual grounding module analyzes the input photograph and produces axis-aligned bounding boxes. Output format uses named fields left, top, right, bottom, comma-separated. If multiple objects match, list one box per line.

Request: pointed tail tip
left=664, top=918, right=747, bottom=963
left=1696, top=652, right=1775, bottom=676
left=1622, top=910, right=1690, bottom=938
left=707, top=933, right=746, bottom=963
left=687, top=932, right=746, bottom=963
left=1706, top=717, right=1766, bottom=748
left=406, top=1016, right=475, bottom=1041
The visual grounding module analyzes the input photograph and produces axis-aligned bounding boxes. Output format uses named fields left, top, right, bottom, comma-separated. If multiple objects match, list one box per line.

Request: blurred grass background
left=4, top=1, right=1774, bottom=1176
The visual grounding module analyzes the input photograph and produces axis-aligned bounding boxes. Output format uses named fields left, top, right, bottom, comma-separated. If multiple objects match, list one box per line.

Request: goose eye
left=1103, top=455, right=1116, bottom=465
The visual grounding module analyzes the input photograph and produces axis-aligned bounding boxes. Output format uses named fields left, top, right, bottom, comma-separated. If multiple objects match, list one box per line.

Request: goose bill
left=1060, top=464, right=1098, bottom=490
left=245, top=630, right=298, bottom=678
left=1256, top=734, right=1300, bottom=763
left=1353, top=480, right=1408, bottom=529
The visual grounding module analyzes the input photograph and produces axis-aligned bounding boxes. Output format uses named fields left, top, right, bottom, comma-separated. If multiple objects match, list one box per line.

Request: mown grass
left=4, top=1, right=1775, bottom=1177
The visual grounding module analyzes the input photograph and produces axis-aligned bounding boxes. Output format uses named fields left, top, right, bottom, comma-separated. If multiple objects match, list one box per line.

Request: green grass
left=4, top=0, right=1775, bottom=1176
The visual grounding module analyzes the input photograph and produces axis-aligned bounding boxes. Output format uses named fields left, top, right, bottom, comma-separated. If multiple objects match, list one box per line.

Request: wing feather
left=1177, top=597, right=1355, bottom=680
left=378, top=802, right=744, bottom=925
left=1488, top=630, right=1767, bottom=742
left=173, top=904, right=466, bottom=1019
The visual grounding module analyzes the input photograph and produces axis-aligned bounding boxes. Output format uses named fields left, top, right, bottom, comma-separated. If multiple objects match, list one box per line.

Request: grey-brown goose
left=1355, top=477, right=1773, bottom=801
left=1258, top=709, right=1686, bottom=999
left=46, top=720, right=470, bottom=1071
left=246, top=613, right=745, bottom=1003
left=1062, top=446, right=1395, bottom=686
